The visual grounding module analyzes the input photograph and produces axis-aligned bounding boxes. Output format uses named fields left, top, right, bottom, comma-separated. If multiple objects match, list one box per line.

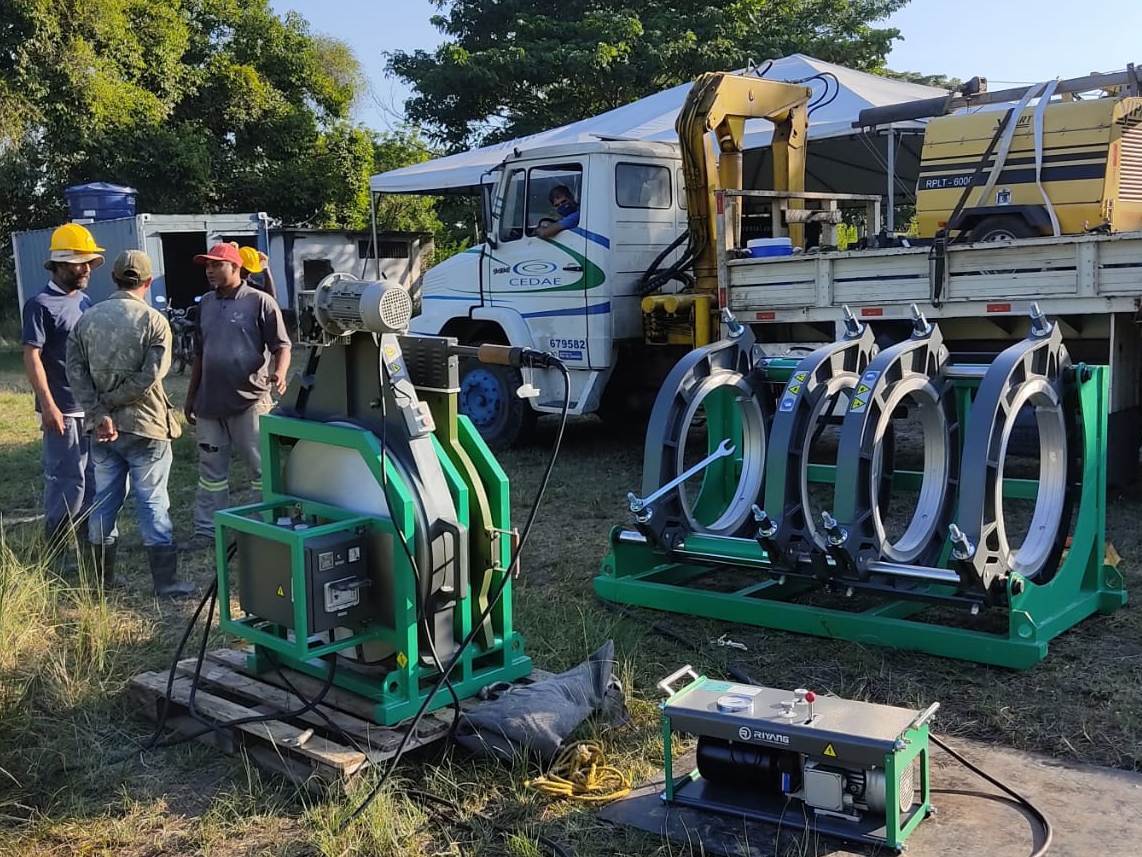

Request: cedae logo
left=509, top=259, right=562, bottom=287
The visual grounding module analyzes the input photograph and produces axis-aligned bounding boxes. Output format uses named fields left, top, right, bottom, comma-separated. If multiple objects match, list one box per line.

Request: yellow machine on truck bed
left=916, top=96, right=1142, bottom=240
left=860, top=66, right=1142, bottom=242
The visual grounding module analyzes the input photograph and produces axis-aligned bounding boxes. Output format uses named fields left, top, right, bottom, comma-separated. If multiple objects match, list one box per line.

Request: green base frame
left=217, top=412, right=531, bottom=725
left=596, top=366, right=1126, bottom=669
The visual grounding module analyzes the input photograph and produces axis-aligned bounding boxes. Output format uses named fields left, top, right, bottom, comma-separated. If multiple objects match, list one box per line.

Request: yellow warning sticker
left=396, top=651, right=409, bottom=668
left=794, top=372, right=808, bottom=382
left=823, top=743, right=837, bottom=757
left=856, top=384, right=871, bottom=395
left=850, top=397, right=866, bottom=411
left=275, top=585, right=285, bottom=597
left=787, top=384, right=801, bottom=395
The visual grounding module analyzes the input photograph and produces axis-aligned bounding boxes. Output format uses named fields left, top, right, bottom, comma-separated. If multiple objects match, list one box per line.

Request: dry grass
left=0, top=347, right=1140, bottom=856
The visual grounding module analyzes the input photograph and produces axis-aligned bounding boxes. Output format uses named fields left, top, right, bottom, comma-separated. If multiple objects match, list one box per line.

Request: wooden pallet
left=129, top=648, right=546, bottom=789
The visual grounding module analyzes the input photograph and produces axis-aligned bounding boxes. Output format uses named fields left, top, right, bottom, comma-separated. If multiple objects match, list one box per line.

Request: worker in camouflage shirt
left=66, top=250, right=195, bottom=597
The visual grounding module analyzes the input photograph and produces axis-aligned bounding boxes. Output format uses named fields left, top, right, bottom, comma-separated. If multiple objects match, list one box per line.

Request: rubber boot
left=87, top=540, right=121, bottom=590
left=147, top=544, right=195, bottom=599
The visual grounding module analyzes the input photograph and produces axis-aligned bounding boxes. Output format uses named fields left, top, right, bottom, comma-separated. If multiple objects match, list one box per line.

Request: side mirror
left=481, top=183, right=498, bottom=249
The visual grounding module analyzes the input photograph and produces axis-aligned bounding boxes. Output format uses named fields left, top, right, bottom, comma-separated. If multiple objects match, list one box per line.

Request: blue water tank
left=65, top=182, right=138, bottom=222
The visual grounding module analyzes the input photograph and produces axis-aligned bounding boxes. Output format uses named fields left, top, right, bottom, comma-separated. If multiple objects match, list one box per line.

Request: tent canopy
left=371, top=54, right=947, bottom=197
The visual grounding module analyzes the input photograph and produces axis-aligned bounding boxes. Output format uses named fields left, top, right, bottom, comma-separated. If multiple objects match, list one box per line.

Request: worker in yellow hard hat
left=22, top=222, right=103, bottom=556
left=238, top=245, right=276, bottom=301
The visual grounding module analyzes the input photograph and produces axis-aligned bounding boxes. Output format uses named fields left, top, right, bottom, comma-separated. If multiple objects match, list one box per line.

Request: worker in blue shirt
left=22, top=223, right=101, bottom=552
left=537, top=185, right=579, bottom=238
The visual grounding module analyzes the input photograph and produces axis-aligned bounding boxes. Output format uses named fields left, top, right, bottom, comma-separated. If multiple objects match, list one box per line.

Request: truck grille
left=1120, top=117, right=1142, bottom=202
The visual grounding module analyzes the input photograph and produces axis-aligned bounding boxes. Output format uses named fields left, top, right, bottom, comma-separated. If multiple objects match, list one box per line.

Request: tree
left=371, top=126, right=474, bottom=267
left=372, top=126, right=445, bottom=235
left=883, top=69, right=962, bottom=91
left=390, top=0, right=910, bottom=150
left=0, top=0, right=380, bottom=319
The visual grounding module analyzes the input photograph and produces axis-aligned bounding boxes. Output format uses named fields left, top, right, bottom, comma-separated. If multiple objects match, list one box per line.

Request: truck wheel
left=459, top=359, right=536, bottom=449
left=970, top=216, right=1036, bottom=243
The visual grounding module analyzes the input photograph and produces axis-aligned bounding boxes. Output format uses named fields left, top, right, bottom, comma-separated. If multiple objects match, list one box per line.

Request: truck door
left=489, top=161, right=593, bottom=366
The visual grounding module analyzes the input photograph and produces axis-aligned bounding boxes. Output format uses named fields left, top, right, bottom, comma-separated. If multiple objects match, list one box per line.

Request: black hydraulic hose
left=637, top=229, right=690, bottom=295
left=930, top=734, right=1053, bottom=857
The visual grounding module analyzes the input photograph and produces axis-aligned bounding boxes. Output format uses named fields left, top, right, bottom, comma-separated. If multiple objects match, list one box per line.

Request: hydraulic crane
left=676, top=72, right=813, bottom=294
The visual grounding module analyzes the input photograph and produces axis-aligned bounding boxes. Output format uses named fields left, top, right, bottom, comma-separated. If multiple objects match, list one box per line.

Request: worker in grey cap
left=66, top=250, right=194, bottom=597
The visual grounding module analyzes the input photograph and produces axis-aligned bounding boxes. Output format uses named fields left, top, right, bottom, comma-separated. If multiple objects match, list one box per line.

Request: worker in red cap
left=183, top=242, right=291, bottom=548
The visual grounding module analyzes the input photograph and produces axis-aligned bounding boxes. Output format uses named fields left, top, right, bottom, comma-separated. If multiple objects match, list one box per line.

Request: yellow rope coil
left=524, top=740, right=631, bottom=803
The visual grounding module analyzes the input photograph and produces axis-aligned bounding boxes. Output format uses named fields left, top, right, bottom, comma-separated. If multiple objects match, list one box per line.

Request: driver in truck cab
left=537, top=184, right=579, bottom=238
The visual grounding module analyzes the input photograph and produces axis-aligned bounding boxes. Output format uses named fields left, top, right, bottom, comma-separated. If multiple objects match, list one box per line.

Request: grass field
left=0, top=345, right=1140, bottom=857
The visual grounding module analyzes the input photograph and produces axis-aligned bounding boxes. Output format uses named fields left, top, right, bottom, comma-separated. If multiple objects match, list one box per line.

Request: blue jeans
left=42, top=416, right=94, bottom=540
left=87, top=433, right=174, bottom=547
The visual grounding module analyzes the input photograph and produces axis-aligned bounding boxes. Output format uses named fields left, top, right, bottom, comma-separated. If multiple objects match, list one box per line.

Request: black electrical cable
left=138, top=566, right=225, bottom=753
left=139, top=543, right=340, bottom=753
left=930, top=734, right=1053, bottom=857
left=340, top=356, right=572, bottom=831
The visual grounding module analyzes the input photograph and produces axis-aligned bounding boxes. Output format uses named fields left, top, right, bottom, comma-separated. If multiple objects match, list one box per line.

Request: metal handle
left=910, top=702, right=941, bottom=730
left=657, top=665, right=700, bottom=698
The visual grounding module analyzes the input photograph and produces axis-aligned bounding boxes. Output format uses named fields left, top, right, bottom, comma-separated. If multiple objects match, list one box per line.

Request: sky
left=272, top=0, right=1142, bottom=132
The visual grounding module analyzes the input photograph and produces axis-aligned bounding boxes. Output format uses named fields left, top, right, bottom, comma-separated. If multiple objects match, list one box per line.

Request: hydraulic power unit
left=658, top=667, right=935, bottom=851
left=215, top=273, right=531, bottom=725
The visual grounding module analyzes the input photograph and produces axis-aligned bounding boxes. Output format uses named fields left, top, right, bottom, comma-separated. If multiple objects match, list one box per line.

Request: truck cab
left=413, top=140, right=686, bottom=447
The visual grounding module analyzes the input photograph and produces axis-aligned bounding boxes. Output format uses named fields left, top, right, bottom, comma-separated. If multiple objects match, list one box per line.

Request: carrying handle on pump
left=909, top=702, right=941, bottom=730
left=657, top=665, right=700, bottom=698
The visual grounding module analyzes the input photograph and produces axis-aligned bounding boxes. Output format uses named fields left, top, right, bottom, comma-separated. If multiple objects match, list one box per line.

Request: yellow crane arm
left=676, top=72, right=812, bottom=295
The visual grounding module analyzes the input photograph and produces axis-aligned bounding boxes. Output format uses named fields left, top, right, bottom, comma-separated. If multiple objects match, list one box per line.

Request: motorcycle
left=156, top=294, right=201, bottom=374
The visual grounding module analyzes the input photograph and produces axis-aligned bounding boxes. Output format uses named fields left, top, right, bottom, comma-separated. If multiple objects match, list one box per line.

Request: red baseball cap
left=194, top=241, right=243, bottom=266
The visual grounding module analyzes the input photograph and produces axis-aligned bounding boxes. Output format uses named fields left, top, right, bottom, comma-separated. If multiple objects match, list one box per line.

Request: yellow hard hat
left=44, top=222, right=105, bottom=269
left=238, top=245, right=264, bottom=273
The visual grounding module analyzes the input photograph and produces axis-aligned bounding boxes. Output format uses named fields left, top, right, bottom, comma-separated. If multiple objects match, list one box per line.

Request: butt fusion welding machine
left=658, top=666, right=937, bottom=850
left=213, top=273, right=536, bottom=725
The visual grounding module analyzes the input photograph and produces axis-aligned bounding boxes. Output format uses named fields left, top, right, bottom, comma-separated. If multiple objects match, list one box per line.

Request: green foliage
left=371, top=126, right=475, bottom=268
left=883, top=69, right=962, bottom=90
left=372, top=126, right=444, bottom=235
left=0, top=0, right=375, bottom=243
left=390, top=0, right=911, bottom=149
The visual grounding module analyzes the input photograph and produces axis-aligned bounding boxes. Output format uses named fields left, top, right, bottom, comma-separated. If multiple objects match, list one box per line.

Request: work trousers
left=88, top=433, right=174, bottom=548
left=42, top=416, right=94, bottom=542
left=193, top=404, right=266, bottom=536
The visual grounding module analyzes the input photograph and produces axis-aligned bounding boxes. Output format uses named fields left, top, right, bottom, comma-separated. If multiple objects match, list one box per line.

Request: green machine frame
left=596, top=363, right=1126, bottom=669
left=217, top=406, right=531, bottom=725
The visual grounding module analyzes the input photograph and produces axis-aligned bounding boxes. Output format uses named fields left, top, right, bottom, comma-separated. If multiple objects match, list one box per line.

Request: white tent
left=371, top=53, right=948, bottom=212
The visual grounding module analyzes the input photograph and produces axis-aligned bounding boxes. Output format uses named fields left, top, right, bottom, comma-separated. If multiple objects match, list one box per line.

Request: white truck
left=411, top=140, right=693, bottom=447
left=405, top=142, right=1142, bottom=482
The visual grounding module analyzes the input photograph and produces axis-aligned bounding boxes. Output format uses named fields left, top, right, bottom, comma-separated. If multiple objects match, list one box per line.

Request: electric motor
left=312, top=272, right=413, bottom=336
